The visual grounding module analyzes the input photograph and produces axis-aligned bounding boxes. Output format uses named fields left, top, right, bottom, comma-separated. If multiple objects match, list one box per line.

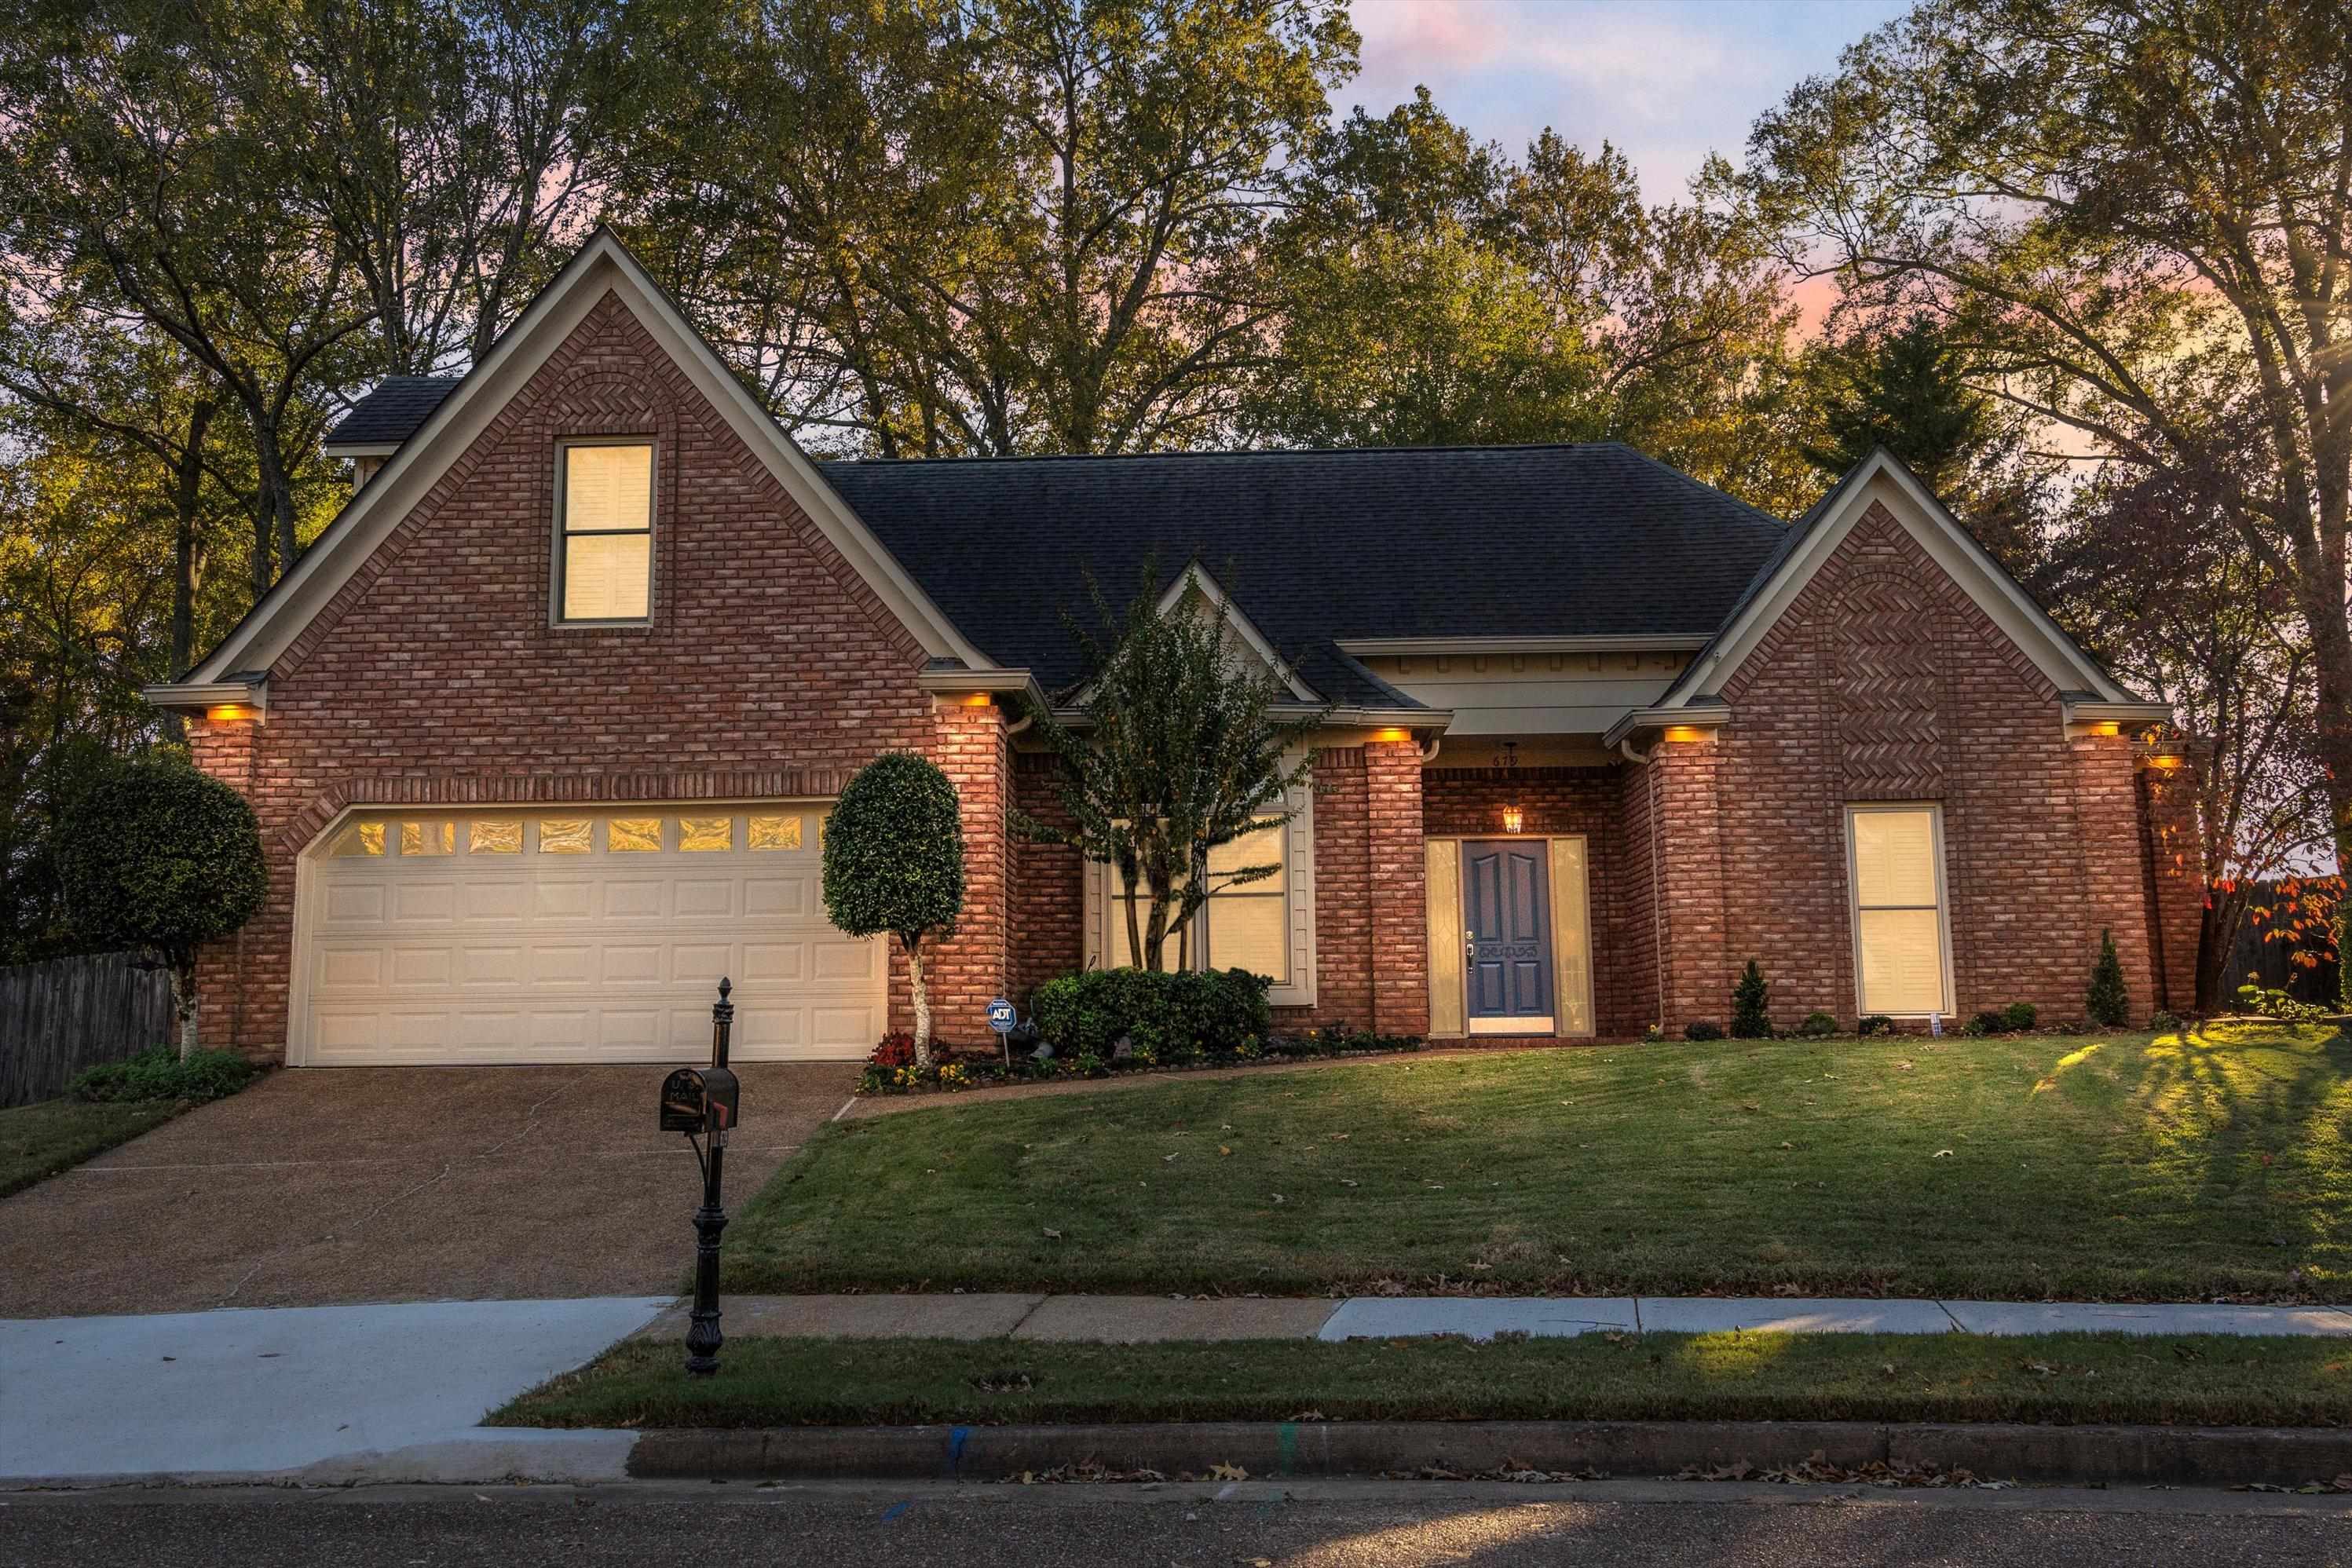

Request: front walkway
left=643, top=1292, right=2352, bottom=1342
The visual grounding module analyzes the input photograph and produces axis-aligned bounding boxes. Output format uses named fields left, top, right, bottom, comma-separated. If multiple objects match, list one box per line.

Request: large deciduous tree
left=1746, top=0, right=2352, bottom=992
left=611, top=0, right=1355, bottom=457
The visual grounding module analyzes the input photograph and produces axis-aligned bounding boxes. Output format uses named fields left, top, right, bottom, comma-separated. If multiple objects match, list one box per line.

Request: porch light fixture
left=205, top=703, right=261, bottom=723
left=2147, top=753, right=2185, bottom=770
left=1661, top=725, right=1711, bottom=744
left=1495, top=740, right=1523, bottom=835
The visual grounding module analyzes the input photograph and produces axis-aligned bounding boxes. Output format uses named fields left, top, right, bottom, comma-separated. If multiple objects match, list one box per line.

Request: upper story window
left=558, top=442, right=653, bottom=622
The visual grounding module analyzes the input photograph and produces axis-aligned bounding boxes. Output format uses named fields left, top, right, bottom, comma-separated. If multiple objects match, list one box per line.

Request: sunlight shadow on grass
left=2030, top=1041, right=2105, bottom=1095
left=1667, top=1330, right=1797, bottom=1381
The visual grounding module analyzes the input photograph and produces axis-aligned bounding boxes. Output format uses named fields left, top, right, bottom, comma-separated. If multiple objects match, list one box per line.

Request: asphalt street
left=4, top=1478, right=2350, bottom=1566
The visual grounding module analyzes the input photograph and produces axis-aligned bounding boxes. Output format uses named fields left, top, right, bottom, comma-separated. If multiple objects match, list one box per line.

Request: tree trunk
left=2197, top=887, right=2250, bottom=1014
left=165, top=399, right=214, bottom=745
left=905, top=935, right=933, bottom=1069
left=174, top=961, right=199, bottom=1062
left=2307, top=601, right=2352, bottom=1011
left=254, top=422, right=300, bottom=585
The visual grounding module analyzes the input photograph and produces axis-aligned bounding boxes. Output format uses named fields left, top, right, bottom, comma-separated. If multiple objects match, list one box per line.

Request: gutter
left=1600, top=701, right=1732, bottom=751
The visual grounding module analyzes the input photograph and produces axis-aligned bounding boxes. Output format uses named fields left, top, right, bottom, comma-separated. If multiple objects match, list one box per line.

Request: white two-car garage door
left=294, top=802, right=883, bottom=1065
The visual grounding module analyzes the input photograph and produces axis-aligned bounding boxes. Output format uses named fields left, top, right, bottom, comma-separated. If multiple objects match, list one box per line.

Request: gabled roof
left=825, top=443, right=1790, bottom=706
left=1634, top=447, right=2155, bottom=729
left=170, top=229, right=987, bottom=688
left=323, top=377, right=460, bottom=452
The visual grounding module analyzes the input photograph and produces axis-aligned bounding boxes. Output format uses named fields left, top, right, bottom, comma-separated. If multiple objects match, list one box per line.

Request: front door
left=1461, top=839, right=1553, bottom=1032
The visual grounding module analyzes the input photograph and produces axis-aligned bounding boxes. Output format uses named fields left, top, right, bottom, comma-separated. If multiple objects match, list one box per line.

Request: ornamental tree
left=57, top=757, right=266, bottom=1060
left=1018, top=563, right=1322, bottom=973
left=821, top=751, right=965, bottom=1065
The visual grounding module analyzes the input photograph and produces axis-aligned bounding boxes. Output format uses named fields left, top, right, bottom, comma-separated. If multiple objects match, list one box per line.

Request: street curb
left=627, top=1420, right=2352, bottom=1489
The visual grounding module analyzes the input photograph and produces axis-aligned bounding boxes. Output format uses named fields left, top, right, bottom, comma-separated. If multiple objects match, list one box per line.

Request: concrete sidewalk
left=638, top=1292, right=2352, bottom=1343
left=1, top=1297, right=666, bottom=1484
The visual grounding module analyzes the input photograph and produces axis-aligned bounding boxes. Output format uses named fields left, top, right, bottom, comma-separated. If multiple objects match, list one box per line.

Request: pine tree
left=1730, top=958, right=1773, bottom=1039
left=2085, top=929, right=2130, bottom=1028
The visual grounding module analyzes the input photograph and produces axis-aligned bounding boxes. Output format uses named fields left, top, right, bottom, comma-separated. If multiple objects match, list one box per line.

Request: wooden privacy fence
left=0, top=952, right=174, bottom=1107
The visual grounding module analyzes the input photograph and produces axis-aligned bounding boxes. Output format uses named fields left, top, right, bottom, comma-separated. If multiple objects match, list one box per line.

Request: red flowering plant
left=869, top=1032, right=917, bottom=1069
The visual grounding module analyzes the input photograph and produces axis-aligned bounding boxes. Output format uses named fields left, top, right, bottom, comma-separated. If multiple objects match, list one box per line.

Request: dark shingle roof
left=324, top=377, right=462, bottom=448
left=827, top=444, right=1789, bottom=704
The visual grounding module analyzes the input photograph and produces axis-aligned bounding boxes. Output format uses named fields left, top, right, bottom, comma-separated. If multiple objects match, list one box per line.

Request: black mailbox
left=659, top=1068, right=708, bottom=1132
left=660, top=1065, right=741, bottom=1134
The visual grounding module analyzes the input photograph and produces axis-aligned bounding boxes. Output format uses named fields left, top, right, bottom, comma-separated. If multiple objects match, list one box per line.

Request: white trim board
left=173, top=229, right=988, bottom=689
left=1656, top=451, right=2142, bottom=713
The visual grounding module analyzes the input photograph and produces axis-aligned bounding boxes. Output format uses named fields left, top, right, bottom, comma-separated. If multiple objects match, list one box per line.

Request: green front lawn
left=726, top=1021, right=2352, bottom=1301
left=0, top=1098, right=182, bottom=1200
left=495, top=1332, right=2352, bottom=1431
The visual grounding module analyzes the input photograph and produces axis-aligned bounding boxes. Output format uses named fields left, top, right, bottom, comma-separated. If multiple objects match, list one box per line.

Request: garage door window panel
left=469, top=821, right=522, bottom=854
left=606, top=817, right=663, bottom=853
left=539, top=819, right=591, bottom=854
left=400, top=822, right=453, bottom=857
left=749, top=814, right=803, bottom=850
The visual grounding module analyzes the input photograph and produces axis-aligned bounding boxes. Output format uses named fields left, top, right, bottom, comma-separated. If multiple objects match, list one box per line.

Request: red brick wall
left=1619, top=762, right=1660, bottom=1031
left=1695, top=497, right=2167, bottom=1030
left=1422, top=765, right=1645, bottom=1036
left=1650, top=739, right=1730, bottom=1031
left=1008, top=750, right=1083, bottom=1003
left=2138, top=757, right=2205, bottom=1014
left=1289, top=747, right=1370, bottom=1031
left=1365, top=737, right=1429, bottom=1036
left=187, top=290, right=1003, bottom=1055
left=923, top=700, right=1013, bottom=1040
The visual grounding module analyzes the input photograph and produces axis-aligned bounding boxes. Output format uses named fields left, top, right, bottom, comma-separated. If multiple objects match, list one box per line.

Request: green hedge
left=71, top=1044, right=257, bottom=1104
left=1030, top=967, right=1271, bottom=1063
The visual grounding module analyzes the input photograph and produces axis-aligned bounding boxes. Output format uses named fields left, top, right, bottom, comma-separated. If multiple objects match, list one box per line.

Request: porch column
left=1365, top=735, right=1429, bottom=1036
left=924, top=696, right=1012, bottom=1043
left=2138, top=746, right=2207, bottom=1015
left=1649, top=733, right=1728, bottom=1036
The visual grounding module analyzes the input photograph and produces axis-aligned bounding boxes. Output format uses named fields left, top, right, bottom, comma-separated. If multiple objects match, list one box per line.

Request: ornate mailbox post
left=660, top=978, right=741, bottom=1376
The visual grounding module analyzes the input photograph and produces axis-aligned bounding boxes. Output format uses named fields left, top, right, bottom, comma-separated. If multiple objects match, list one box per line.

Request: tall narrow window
left=1204, top=817, right=1288, bottom=983
left=558, top=443, right=653, bottom=621
left=1847, top=805, right=1951, bottom=1016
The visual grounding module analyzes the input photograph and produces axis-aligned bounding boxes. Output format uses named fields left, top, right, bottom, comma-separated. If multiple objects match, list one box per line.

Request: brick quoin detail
left=2138, top=758, right=2205, bottom=1013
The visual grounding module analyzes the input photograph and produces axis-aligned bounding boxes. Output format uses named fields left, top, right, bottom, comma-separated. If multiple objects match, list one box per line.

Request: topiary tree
left=822, top=751, right=965, bottom=1066
left=1729, top=958, right=1772, bottom=1038
left=2085, top=928, right=2131, bottom=1028
left=57, top=758, right=266, bottom=1061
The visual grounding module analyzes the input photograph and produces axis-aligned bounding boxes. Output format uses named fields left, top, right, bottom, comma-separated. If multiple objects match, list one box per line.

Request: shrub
left=1683, top=1019, right=1724, bottom=1042
left=1964, top=1009, right=2006, bottom=1037
left=2149, top=1009, right=2184, bottom=1033
left=1729, top=959, right=1772, bottom=1038
left=2085, top=930, right=2130, bottom=1027
left=1794, top=1011, right=1838, bottom=1038
left=2234, top=980, right=2330, bottom=1024
left=823, top=752, right=965, bottom=1064
left=1030, top=967, right=1271, bottom=1062
left=1856, top=1014, right=1895, bottom=1036
left=71, top=1044, right=256, bottom=1104
left=2001, top=1001, right=2038, bottom=1032
left=57, top=758, right=265, bottom=1059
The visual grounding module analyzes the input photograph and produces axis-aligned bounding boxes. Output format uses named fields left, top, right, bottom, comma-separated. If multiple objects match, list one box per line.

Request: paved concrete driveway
left=0, top=1062, right=857, bottom=1318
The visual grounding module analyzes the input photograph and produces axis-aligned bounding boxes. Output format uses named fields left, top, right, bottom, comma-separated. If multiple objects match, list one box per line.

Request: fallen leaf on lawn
left=1340, top=1178, right=1359, bottom=1187
left=1779, top=1141, right=1794, bottom=1150
left=1271, top=1193, right=1286, bottom=1204
left=2023, top=1361, right=2056, bottom=1376
left=1426, top=1182, right=1446, bottom=1190
left=1219, top=1146, right=1232, bottom=1157
left=1042, top=1227, right=1063, bottom=1240
left=1740, top=1102, right=1761, bottom=1113
left=1895, top=1059, right=1915, bottom=1071
left=1328, top=1132, right=1350, bottom=1142
left=1209, top=1462, right=1249, bottom=1482
left=1164, top=1153, right=1179, bottom=1162
left=1933, top=1149, right=1955, bottom=1158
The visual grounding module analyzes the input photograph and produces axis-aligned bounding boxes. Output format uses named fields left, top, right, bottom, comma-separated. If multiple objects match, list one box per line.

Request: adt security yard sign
left=986, top=997, right=1018, bottom=1034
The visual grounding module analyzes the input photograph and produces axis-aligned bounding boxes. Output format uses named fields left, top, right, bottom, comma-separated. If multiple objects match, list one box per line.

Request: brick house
left=144, top=232, right=2203, bottom=1065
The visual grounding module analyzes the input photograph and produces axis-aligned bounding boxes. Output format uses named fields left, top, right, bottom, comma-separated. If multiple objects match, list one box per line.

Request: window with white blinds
left=1847, top=804, right=1952, bottom=1017
left=558, top=443, right=653, bottom=621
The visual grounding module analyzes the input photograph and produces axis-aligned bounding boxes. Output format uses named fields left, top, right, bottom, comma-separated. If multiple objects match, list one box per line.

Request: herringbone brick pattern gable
left=1833, top=570, right=1947, bottom=799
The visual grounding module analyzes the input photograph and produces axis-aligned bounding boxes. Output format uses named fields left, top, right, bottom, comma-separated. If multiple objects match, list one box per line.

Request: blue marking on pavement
left=947, top=1425, right=970, bottom=1475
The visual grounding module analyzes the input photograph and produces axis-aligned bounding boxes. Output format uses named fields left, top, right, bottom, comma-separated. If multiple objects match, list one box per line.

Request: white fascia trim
left=1600, top=703, right=1730, bottom=750
left=916, top=667, right=1052, bottom=710
left=1659, top=453, right=2133, bottom=711
left=320, top=440, right=399, bottom=459
left=186, top=230, right=988, bottom=685
left=141, top=679, right=265, bottom=711
left=1337, top=634, right=1709, bottom=656
left=1158, top=564, right=1320, bottom=704
left=1044, top=703, right=1451, bottom=730
left=2061, top=698, right=2175, bottom=726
